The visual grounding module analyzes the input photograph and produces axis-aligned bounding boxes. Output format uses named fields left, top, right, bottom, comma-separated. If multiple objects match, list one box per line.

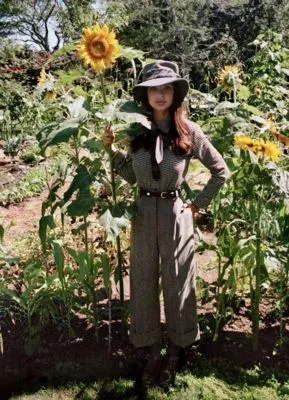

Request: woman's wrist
left=104, top=143, right=117, bottom=154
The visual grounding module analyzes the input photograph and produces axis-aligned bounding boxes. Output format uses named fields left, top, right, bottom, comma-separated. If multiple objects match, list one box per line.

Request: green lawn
left=11, top=359, right=289, bottom=400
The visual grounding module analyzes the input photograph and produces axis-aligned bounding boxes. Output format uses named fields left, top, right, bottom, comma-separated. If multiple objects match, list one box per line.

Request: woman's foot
left=142, top=355, right=162, bottom=387
left=159, top=340, right=180, bottom=388
left=159, top=354, right=179, bottom=388
left=141, top=342, right=162, bottom=387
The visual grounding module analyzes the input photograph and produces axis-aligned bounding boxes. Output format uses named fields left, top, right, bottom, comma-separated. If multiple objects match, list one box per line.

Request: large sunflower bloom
left=78, top=23, right=120, bottom=71
left=234, top=135, right=257, bottom=151
left=218, top=65, right=242, bottom=92
left=234, top=135, right=282, bottom=162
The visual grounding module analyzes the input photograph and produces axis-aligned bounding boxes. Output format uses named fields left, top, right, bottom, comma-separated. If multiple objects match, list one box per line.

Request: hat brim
left=133, top=77, right=189, bottom=103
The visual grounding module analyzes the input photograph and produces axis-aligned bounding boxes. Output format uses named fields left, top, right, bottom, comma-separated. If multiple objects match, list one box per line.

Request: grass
left=10, top=359, right=289, bottom=400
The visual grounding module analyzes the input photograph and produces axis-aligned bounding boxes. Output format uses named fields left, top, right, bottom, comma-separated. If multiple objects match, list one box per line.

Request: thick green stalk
left=252, top=193, right=262, bottom=351
left=99, top=73, right=124, bottom=307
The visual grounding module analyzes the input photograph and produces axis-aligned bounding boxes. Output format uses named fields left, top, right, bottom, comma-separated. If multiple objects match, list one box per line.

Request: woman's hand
left=184, top=202, right=200, bottom=217
left=102, top=126, right=116, bottom=150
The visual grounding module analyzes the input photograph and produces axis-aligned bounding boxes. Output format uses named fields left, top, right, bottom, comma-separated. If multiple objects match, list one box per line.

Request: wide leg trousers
left=129, top=195, right=200, bottom=348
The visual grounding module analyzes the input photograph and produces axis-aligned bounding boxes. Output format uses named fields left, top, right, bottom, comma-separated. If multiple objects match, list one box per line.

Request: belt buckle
left=160, top=191, right=167, bottom=198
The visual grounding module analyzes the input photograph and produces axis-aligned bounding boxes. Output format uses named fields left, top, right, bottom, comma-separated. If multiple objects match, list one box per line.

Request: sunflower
left=255, top=139, right=282, bottom=162
left=44, top=90, right=57, bottom=101
left=37, top=68, right=47, bottom=84
left=78, top=23, right=120, bottom=71
left=234, top=135, right=257, bottom=151
left=234, top=135, right=282, bottom=162
left=217, top=65, right=242, bottom=92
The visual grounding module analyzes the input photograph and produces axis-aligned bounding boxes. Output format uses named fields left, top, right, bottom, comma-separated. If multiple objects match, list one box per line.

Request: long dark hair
left=130, top=83, right=193, bottom=155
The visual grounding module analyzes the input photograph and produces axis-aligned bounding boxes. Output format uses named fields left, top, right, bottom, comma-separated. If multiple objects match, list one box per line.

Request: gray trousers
left=129, top=195, right=200, bottom=348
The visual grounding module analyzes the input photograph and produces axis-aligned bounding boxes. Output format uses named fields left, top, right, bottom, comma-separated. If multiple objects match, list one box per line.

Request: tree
left=0, top=0, right=99, bottom=51
left=110, top=0, right=211, bottom=81
left=0, top=0, right=59, bottom=51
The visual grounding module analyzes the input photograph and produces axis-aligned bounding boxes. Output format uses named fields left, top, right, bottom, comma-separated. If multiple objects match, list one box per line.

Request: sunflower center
left=90, top=38, right=107, bottom=58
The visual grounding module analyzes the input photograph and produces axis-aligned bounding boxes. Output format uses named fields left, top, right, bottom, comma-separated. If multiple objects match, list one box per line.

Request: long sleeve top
left=112, top=116, right=229, bottom=209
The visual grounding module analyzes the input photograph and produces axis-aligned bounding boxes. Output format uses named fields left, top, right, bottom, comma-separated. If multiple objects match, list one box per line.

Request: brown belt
left=139, top=188, right=180, bottom=199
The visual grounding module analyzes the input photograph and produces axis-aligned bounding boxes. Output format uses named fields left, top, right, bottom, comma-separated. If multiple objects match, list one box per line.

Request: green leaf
left=64, top=164, right=94, bottom=202
left=238, top=85, right=250, bottom=100
left=250, top=115, right=265, bottom=124
left=119, top=46, right=145, bottom=61
left=37, top=119, right=80, bottom=151
left=63, top=165, right=95, bottom=217
left=99, top=203, right=134, bottom=241
left=66, top=96, right=90, bottom=118
left=39, top=215, right=55, bottom=251
left=55, top=68, right=86, bottom=85
left=96, top=100, right=151, bottom=129
left=242, top=104, right=262, bottom=116
left=52, top=240, right=65, bottom=281
left=47, top=43, right=78, bottom=63
left=0, top=225, right=4, bottom=241
left=67, top=191, right=95, bottom=217
left=214, top=101, right=238, bottom=114
left=119, top=100, right=146, bottom=114
left=125, top=123, right=146, bottom=138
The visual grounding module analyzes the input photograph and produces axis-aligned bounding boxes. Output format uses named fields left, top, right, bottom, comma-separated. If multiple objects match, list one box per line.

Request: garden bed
left=1, top=298, right=289, bottom=399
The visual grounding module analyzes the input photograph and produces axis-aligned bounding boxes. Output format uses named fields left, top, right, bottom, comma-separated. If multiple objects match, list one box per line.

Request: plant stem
left=84, top=216, right=89, bottom=252
left=99, top=73, right=124, bottom=308
left=233, top=83, right=237, bottom=105
left=252, top=193, right=262, bottom=351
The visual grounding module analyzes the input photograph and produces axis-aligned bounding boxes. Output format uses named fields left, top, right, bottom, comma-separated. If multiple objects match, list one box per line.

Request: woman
left=103, top=61, right=229, bottom=387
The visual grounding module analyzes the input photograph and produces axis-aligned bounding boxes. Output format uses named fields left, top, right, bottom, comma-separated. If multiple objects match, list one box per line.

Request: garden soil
left=1, top=160, right=289, bottom=399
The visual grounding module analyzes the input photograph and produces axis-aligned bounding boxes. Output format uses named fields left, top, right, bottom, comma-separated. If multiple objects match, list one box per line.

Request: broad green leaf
left=96, top=101, right=151, bottom=129
left=282, top=68, right=289, bottom=76
left=64, top=164, right=94, bottom=203
left=119, top=101, right=147, bottom=114
left=125, top=122, right=146, bottom=138
left=214, top=101, right=238, bottom=114
left=119, top=46, right=145, bottom=61
left=39, top=215, right=56, bottom=251
left=276, top=86, right=288, bottom=95
left=67, top=191, right=95, bottom=217
left=52, top=240, right=65, bottom=282
left=250, top=115, right=265, bottom=124
left=238, top=85, right=250, bottom=100
left=99, top=203, right=134, bottom=241
left=117, top=111, right=151, bottom=129
left=242, top=104, right=262, bottom=116
left=55, top=68, right=86, bottom=85
left=37, top=119, right=80, bottom=151
left=65, top=96, right=90, bottom=118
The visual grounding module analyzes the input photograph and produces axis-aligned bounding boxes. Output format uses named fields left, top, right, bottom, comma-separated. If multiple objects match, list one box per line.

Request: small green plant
left=3, top=135, right=21, bottom=161
left=20, top=145, right=42, bottom=163
left=0, top=167, right=46, bottom=206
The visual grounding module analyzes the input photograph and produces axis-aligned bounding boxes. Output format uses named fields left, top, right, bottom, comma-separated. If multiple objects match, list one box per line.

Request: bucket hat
left=133, top=60, right=189, bottom=104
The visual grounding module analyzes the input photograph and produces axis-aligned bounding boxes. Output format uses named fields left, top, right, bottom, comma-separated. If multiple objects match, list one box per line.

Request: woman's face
left=147, top=84, right=174, bottom=112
